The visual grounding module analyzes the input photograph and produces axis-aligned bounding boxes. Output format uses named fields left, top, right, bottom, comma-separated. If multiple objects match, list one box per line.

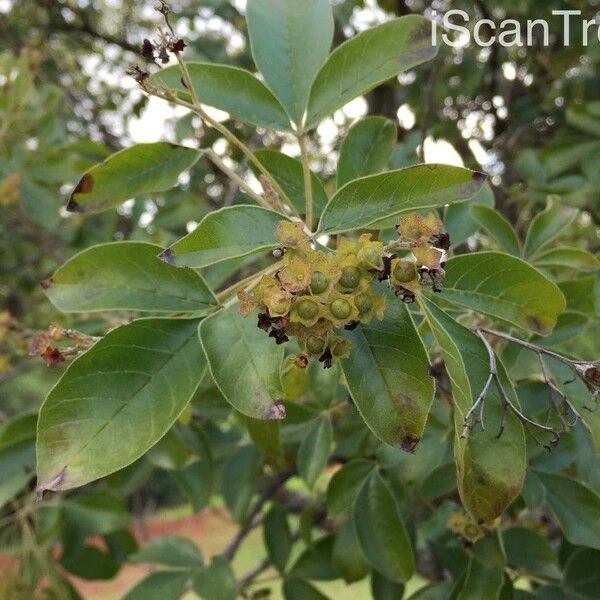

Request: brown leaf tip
left=158, top=248, right=175, bottom=265
left=40, top=278, right=53, bottom=290
left=401, top=435, right=420, bottom=454
left=472, top=171, right=487, bottom=184
left=36, top=466, right=67, bottom=500
left=266, top=400, right=286, bottom=420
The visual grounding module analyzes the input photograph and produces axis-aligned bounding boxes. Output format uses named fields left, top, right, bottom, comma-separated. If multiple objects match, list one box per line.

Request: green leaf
left=533, top=247, right=600, bottom=272
left=441, top=252, right=566, bottom=336
left=289, top=535, right=337, bottom=581
left=246, top=416, right=282, bottom=460
left=535, top=471, right=600, bottom=549
left=43, top=242, right=217, bottom=314
left=67, top=143, right=200, bottom=213
left=420, top=298, right=526, bottom=522
left=252, top=149, right=329, bottom=217
left=247, top=0, right=333, bottom=125
left=503, top=528, right=561, bottom=580
left=523, top=200, right=577, bottom=259
left=337, top=117, right=397, bottom=188
left=129, top=536, right=203, bottom=569
left=297, top=416, right=333, bottom=489
left=405, top=583, right=452, bottom=599
left=264, top=505, right=293, bottom=572
left=566, top=103, right=600, bottom=137
left=353, top=470, right=414, bottom=583
left=341, top=300, right=434, bottom=450
left=146, top=427, right=196, bottom=471
left=564, top=548, right=600, bottom=599
left=163, top=206, right=285, bottom=269
left=306, top=16, right=437, bottom=128
left=199, top=306, right=285, bottom=420
left=221, top=445, right=262, bottom=522
left=37, top=318, right=205, bottom=493
left=471, top=205, right=521, bottom=256
left=332, top=519, right=370, bottom=583
left=371, top=571, right=406, bottom=599
left=283, top=578, right=330, bottom=600
left=318, top=165, right=485, bottom=235
left=150, top=63, right=291, bottom=131
left=63, top=492, right=131, bottom=535
left=193, top=557, right=237, bottom=600
left=456, top=537, right=505, bottom=600
left=445, top=182, right=495, bottom=246
left=326, top=459, right=374, bottom=517
left=122, top=571, right=190, bottom=600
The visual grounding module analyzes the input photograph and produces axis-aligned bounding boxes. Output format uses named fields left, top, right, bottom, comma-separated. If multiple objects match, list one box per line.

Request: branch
left=220, top=466, right=296, bottom=561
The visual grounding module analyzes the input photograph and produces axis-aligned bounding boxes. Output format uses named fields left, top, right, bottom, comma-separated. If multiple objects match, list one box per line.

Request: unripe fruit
left=339, top=266, right=361, bottom=289
left=354, top=293, right=373, bottom=314
left=310, top=271, right=329, bottom=294
left=296, top=299, right=319, bottom=320
left=306, top=335, right=326, bottom=355
left=330, top=298, right=352, bottom=320
left=393, top=260, right=417, bottom=283
left=358, top=247, right=383, bottom=270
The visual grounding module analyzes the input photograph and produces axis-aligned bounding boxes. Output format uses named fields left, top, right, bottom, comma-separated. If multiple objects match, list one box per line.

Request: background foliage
left=0, top=1, right=599, bottom=599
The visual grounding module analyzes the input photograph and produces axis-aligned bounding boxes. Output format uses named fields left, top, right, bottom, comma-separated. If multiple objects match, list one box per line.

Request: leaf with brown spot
left=66, top=143, right=201, bottom=213
left=341, top=293, right=434, bottom=450
left=420, top=297, right=526, bottom=523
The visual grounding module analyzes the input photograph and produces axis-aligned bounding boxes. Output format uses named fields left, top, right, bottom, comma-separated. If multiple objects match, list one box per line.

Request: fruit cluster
left=238, top=215, right=449, bottom=368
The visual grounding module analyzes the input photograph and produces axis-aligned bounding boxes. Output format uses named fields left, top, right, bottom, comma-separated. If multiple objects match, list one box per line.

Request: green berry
left=310, top=271, right=329, bottom=294
left=358, top=247, right=383, bottom=269
left=354, top=293, right=373, bottom=314
left=306, top=336, right=325, bottom=355
left=339, top=266, right=361, bottom=289
left=393, top=260, right=417, bottom=283
left=297, top=299, right=319, bottom=320
left=330, top=298, right=352, bottom=320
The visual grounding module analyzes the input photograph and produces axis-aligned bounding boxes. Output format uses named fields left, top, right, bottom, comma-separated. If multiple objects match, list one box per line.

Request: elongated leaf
left=306, top=16, right=437, bottom=128
left=150, top=63, right=291, bottom=131
left=193, top=557, right=237, bottom=600
left=246, top=416, right=282, bottom=459
left=264, top=505, right=293, bottom=572
left=445, top=182, right=495, bottom=246
left=456, top=538, right=505, bottom=600
left=37, top=318, right=205, bottom=493
left=503, top=528, right=560, bottom=580
left=371, top=571, right=406, bottom=599
left=332, top=519, right=370, bottom=583
left=67, top=143, right=200, bottom=213
left=221, top=445, right=262, bottom=522
left=564, top=548, right=600, bottom=599
left=524, top=200, right=577, bottom=258
left=318, top=165, right=485, bottom=234
left=297, top=416, right=333, bottom=489
left=471, top=205, right=521, bottom=256
left=130, top=536, right=203, bottom=569
left=289, top=535, right=337, bottom=581
left=122, top=571, right=190, bottom=600
left=441, top=252, right=566, bottom=336
left=247, top=0, right=333, bottom=125
left=162, top=206, right=285, bottom=269
left=337, top=117, right=397, bottom=188
left=533, top=247, right=600, bottom=272
left=252, top=149, right=328, bottom=217
left=342, top=300, right=434, bottom=451
left=326, top=459, right=374, bottom=517
left=199, top=306, right=285, bottom=420
left=43, top=242, right=217, bottom=314
left=420, top=298, right=526, bottom=522
left=353, top=470, right=414, bottom=583
left=283, top=579, right=330, bottom=600
left=535, top=471, right=600, bottom=549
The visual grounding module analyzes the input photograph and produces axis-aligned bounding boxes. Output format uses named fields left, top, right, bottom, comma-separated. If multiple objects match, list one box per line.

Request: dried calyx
left=238, top=216, right=450, bottom=368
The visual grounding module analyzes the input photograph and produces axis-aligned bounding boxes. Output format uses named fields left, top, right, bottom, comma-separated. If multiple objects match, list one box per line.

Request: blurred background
left=1, top=1, right=599, bottom=598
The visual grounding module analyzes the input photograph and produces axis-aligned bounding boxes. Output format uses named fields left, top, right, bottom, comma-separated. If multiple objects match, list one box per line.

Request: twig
left=297, top=133, right=314, bottom=230
left=220, top=465, right=296, bottom=561
left=462, top=330, right=560, bottom=451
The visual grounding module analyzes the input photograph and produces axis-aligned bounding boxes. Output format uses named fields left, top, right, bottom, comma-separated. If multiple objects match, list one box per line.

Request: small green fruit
left=393, top=260, right=417, bottom=283
left=339, top=266, right=361, bottom=289
left=296, top=299, right=319, bottom=320
left=330, top=298, right=352, bottom=320
left=310, top=271, right=329, bottom=294
left=354, top=293, right=373, bottom=314
left=306, top=336, right=326, bottom=355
